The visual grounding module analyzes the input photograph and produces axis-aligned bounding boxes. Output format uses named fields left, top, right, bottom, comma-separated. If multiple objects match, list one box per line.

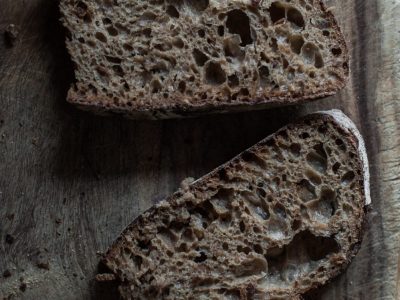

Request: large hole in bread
left=341, top=171, right=355, bottom=186
left=228, top=74, right=239, bottom=88
left=301, top=42, right=324, bottom=68
left=204, top=61, right=226, bottom=85
left=95, top=32, right=107, bottom=43
left=194, top=251, right=208, bottom=263
left=76, top=1, right=92, bottom=23
left=297, top=179, right=316, bottom=202
left=105, top=56, right=122, bottom=64
left=172, top=37, right=185, bottom=48
left=305, top=169, right=322, bottom=186
left=243, top=192, right=270, bottom=221
left=289, top=143, right=301, bottom=157
left=287, top=7, right=305, bottom=29
left=237, top=245, right=252, bottom=254
left=217, top=25, right=224, bottom=36
left=150, top=79, right=162, bottom=93
left=188, top=200, right=218, bottom=229
left=193, top=49, right=209, bottom=66
left=331, top=47, right=342, bottom=56
left=178, top=81, right=186, bottom=93
left=197, top=29, right=205, bottom=38
left=106, top=26, right=118, bottom=36
left=76, top=0, right=88, bottom=11
left=258, top=65, right=270, bottom=86
left=209, top=189, right=233, bottom=215
left=266, top=231, right=340, bottom=281
left=132, top=254, right=143, bottom=271
left=306, top=143, right=328, bottom=174
left=274, top=203, right=287, bottom=219
left=241, top=151, right=267, bottom=169
left=268, top=2, right=286, bottom=24
left=217, top=214, right=232, bottom=230
left=166, top=5, right=180, bottom=18
left=289, top=34, right=304, bottom=54
left=308, top=187, right=337, bottom=223
left=226, top=10, right=253, bottom=46
left=234, top=257, right=268, bottom=277
left=112, top=65, right=124, bottom=77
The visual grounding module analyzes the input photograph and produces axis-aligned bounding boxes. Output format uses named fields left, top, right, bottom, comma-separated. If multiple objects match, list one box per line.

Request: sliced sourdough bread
left=98, top=110, right=370, bottom=299
left=60, top=1, right=349, bottom=119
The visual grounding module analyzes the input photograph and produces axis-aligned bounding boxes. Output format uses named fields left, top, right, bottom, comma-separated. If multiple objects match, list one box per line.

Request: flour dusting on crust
left=318, top=109, right=371, bottom=205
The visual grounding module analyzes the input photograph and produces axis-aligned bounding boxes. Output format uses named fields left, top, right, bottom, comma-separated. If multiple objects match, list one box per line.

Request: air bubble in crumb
left=226, top=9, right=253, bottom=46
left=166, top=5, right=180, bottom=18
left=193, top=49, right=209, bottom=66
left=205, top=61, right=226, bottom=85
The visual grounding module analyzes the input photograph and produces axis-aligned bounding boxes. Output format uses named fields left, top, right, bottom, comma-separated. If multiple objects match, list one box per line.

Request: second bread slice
left=99, top=110, right=369, bottom=299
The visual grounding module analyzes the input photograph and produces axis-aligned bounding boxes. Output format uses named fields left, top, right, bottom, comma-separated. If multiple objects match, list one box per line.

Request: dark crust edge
left=67, top=88, right=340, bottom=120
left=63, top=0, right=349, bottom=120
left=98, top=112, right=369, bottom=298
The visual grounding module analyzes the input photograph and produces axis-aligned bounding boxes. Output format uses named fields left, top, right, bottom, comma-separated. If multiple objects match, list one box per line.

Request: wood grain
left=0, top=0, right=399, bottom=299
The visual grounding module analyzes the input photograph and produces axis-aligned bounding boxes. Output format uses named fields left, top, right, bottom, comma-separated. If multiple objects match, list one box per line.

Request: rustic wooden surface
left=0, top=0, right=399, bottom=299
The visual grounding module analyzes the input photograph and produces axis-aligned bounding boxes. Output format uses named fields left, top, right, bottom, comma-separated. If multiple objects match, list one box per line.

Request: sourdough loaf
left=60, top=0, right=349, bottom=119
left=98, top=110, right=369, bottom=299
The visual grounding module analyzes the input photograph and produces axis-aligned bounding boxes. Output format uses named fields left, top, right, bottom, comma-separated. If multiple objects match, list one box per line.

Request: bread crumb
left=5, top=234, right=15, bottom=244
left=19, top=282, right=27, bottom=292
left=4, top=24, right=19, bottom=46
left=96, top=273, right=116, bottom=282
left=3, top=269, right=12, bottom=278
left=37, top=262, right=50, bottom=270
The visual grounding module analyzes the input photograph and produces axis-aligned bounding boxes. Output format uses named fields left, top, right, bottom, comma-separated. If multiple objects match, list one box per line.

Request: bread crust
left=67, top=87, right=343, bottom=120
left=318, top=109, right=371, bottom=205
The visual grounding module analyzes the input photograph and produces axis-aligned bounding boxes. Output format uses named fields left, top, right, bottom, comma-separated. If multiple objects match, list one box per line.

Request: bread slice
left=60, top=1, right=349, bottom=119
left=98, top=110, right=369, bottom=299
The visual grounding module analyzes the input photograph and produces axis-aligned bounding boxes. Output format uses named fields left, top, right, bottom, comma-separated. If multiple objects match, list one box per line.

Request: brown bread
left=60, top=1, right=349, bottom=119
left=99, top=110, right=370, bottom=299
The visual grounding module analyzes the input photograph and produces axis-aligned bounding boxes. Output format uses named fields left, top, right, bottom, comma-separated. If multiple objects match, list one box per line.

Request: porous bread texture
left=102, top=111, right=369, bottom=299
left=60, top=0, right=349, bottom=119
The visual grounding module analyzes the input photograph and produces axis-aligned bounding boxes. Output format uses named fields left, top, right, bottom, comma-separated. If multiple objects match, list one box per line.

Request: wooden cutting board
left=0, top=0, right=399, bottom=299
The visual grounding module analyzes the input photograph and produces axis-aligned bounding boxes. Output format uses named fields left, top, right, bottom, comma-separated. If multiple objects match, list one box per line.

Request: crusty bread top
left=61, top=0, right=349, bottom=119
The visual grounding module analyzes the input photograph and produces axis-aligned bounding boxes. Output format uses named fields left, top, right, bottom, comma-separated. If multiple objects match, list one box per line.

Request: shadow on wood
left=52, top=105, right=308, bottom=181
